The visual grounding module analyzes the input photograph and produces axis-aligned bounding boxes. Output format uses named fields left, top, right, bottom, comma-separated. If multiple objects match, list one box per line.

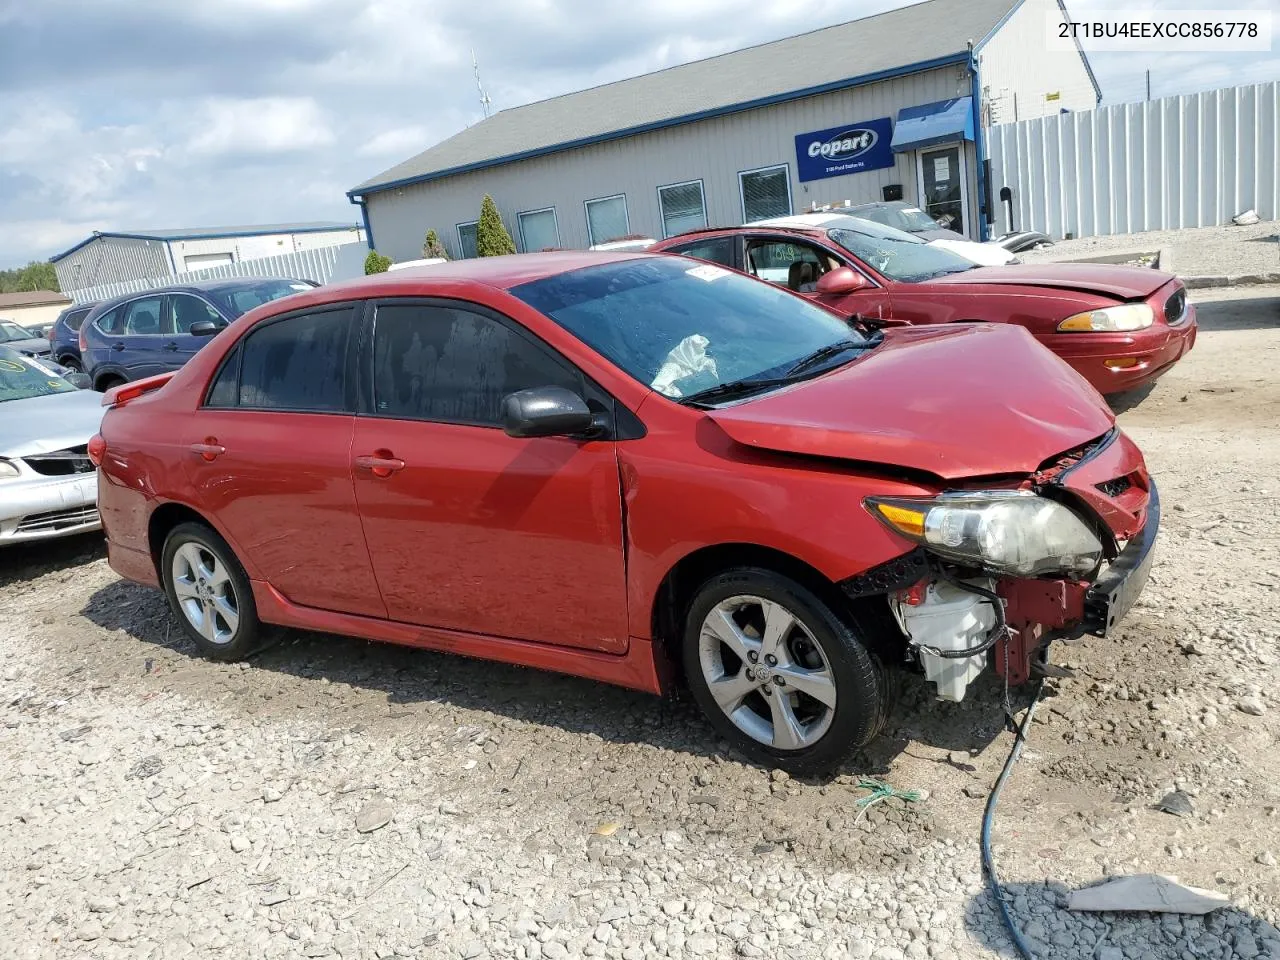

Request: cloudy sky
left=1, top=0, right=1275, bottom=268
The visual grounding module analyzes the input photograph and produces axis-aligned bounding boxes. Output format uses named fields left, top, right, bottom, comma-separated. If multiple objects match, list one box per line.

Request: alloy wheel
left=170, top=542, right=240, bottom=645
left=697, top=594, right=837, bottom=750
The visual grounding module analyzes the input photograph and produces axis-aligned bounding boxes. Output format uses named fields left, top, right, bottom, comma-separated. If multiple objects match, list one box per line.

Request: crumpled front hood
left=0, top=390, right=105, bottom=458
left=707, top=324, right=1114, bottom=480
left=929, top=263, right=1171, bottom=300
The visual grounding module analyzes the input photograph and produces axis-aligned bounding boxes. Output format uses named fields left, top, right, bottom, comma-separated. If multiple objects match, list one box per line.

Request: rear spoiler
left=102, top=372, right=176, bottom=407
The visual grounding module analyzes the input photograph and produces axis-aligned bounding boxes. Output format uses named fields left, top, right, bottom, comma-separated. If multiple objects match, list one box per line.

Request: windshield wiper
left=679, top=376, right=796, bottom=406
left=785, top=340, right=867, bottom=377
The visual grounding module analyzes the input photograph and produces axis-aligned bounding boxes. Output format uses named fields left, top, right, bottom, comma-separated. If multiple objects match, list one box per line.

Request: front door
left=182, top=304, right=386, bottom=619
left=743, top=235, right=891, bottom=322
left=350, top=299, right=630, bottom=653
left=165, top=293, right=226, bottom=371
left=916, top=145, right=968, bottom=237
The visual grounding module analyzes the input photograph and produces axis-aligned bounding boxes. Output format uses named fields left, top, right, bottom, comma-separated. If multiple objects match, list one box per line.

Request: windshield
left=856, top=203, right=942, bottom=234
left=828, top=220, right=976, bottom=283
left=0, top=321, right=36, bottom=342
left=0, top=350, right=76, bottom=402
left=511, top=258, right=866, bottom=401
left=209, top=280, right=314, bottom=319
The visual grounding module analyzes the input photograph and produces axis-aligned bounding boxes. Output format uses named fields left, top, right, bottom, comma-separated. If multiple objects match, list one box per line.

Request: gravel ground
left=1017, top=220, right=1280, bottom=279
left=2, top=286, right=1279, bottom=960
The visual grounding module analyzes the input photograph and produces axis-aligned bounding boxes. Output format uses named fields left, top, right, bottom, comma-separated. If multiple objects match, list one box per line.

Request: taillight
left=78, top=327, right=87, bottom=353
left=87, top=434, right=106, bottom=467
left=46, top=327, right=54, bottom=340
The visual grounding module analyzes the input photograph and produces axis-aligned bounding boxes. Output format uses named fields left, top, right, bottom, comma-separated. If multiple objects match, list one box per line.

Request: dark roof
left=85, top=277, right=318, bottom=316
left=351, top=0, right=1018, bottom=196
left=0, top=290, right=72, bottom=308
left=50, top=222, right=362, bottom=262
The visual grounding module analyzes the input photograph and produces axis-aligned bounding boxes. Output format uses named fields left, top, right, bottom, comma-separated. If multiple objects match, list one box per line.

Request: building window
left=739, top=164, right=792, bottom=223
left=656, top=180, right=707, bottom=238
left=584, top=195, right=629, bottom=246
left=456, top=221, right=479, bottom=259
left=516, top=207, right=560, bottom=252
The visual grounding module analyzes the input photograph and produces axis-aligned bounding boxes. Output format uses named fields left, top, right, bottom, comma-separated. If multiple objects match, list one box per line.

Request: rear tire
left=60, top=357, right=82, bottom=372
left=161, top=522, right=263, bottom=661
left=682, top=567, right=890, bottom=776
left=94, top=374, right=125, bottom=392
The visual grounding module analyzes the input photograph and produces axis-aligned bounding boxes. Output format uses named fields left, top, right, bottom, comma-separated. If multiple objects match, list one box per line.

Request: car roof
left=86, top=277, right=312, bottom=316
left=318, top=250, right=653, bottom=296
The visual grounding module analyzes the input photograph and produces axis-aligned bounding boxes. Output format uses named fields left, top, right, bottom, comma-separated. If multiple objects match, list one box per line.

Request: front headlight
left=0, top=459, right=19, bottom=480
left=1057, top=304, right=1153, bottom=332
left=866, top=491, right=1102, bottom=577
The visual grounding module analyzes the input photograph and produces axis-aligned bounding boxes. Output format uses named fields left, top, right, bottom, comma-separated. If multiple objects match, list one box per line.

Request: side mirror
left=189, top=320, right=220, bottom=337
left=65, top=372, right=92, bottom=390
left=815, top=266, right=870, bottom=296
left=502, top=386, right=597, bottom=439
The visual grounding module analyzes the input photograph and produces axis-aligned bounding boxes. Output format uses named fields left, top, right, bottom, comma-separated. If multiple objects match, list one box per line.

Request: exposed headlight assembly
left=1057, top=303, right=1153, bottom=332
left=866, top=491, right=1103, bottom=577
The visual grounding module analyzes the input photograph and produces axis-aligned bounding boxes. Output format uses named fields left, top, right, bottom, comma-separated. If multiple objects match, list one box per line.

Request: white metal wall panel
left=978, top=0, right=1097, bottom=122
left=64, top=243, right=364, bottom=305
left=988, top=81, right=1279, bottom=238
left=52, top=236, right=170, bottom=292
left=364, top=65, right=982, bottom=261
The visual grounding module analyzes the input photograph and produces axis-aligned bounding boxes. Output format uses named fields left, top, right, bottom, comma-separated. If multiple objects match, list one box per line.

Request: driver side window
left=168, top=294, right=224, bottom=336
left=745, top=239, right=834, bottom=293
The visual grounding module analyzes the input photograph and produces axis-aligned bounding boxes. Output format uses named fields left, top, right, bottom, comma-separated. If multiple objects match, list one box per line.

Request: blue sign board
left=794, top=117, right=895, bottom=182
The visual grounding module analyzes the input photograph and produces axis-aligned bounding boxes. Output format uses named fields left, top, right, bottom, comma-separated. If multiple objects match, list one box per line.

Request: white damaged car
left=0, top=347, right=103, bottom=545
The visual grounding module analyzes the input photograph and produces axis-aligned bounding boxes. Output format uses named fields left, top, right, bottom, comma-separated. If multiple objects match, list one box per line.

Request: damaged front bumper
left=841, top=477, right=1160, bottom=699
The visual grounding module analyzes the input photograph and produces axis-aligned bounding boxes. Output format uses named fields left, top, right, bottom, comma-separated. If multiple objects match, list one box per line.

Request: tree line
left=0, top=261, right=60, bottom=293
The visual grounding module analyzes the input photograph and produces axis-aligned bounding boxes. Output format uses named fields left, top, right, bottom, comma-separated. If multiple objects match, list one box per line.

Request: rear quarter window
left=94, top=306, right=123, bottom=335
left=64, top=308, right=91, bottom=332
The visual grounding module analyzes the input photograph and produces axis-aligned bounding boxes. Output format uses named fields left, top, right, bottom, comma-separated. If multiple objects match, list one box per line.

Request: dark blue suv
left=48, top=301, right=99, bottom=371
left=81, top=277, right=317, bottom=390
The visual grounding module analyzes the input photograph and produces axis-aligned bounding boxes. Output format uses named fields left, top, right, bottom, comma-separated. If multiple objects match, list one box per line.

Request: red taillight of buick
left=87, top=434, right=106, bottom=467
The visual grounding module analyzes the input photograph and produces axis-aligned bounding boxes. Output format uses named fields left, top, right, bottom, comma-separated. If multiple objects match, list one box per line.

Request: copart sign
left=794, top=117, right=895, bottom=182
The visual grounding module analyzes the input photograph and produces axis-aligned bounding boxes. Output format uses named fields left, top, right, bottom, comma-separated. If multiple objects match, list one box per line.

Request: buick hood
left=707, top=324, right=1113, bottom=480
left=929, top=263, right=1171, bottom=300
left=0, top=390, right=105, bottom=458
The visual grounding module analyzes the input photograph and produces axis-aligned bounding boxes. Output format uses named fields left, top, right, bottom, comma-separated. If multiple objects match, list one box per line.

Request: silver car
left=0, top=348, right=103, bottom=544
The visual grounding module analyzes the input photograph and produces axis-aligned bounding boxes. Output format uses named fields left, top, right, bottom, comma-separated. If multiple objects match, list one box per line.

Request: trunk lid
left=928, top=263, right=1171, bottom=300
left=706, top=324, right=1113, bottom=480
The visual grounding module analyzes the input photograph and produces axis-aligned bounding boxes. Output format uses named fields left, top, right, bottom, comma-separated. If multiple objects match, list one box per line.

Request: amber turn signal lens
left=873, top=502, right=927, bottom=537
left=1104, top=357, right=1140, bottom=369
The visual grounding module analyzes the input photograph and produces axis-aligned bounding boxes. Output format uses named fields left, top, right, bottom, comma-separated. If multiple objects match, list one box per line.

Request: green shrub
left=475, top=195, right=516, bottom=257
left=422, top=229, right=449, bottom=259
left=364, top=250, right=392, bottom=274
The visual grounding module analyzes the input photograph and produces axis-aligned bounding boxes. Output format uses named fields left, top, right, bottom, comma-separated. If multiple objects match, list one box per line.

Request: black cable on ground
left=980, top=676, right=1046, bottom=960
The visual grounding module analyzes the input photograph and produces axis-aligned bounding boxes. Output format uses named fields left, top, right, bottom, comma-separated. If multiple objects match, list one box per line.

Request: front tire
left=682, top=567, right=889, bottom=775
left=161, top=522, right=262, bottom=661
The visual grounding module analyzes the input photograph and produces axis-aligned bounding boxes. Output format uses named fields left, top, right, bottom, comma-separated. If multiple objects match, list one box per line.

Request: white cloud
left=357, top=125, right=431, bottom=158
left=186, top=97, right=335, bottom=156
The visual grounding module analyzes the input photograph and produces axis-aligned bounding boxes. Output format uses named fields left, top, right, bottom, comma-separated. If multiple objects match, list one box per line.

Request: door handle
left=162, top=342, right=179, bottom=351
left=354, top=453, right=405, bottom=479
left=189, top=439, right=225, bottom=462
left=111, top=342, right=125, bottom=351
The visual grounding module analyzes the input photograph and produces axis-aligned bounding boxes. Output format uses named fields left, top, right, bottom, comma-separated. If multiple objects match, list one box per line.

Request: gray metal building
left=350, top=0, right=1099, bottom=260
left=50, top=222, right=364, bottom=293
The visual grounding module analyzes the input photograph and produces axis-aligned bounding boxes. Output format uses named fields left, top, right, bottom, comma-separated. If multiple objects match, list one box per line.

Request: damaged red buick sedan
left=93, top=252, right=1157, bottom=773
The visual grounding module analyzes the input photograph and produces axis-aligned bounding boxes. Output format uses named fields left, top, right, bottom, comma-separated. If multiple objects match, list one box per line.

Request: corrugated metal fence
left=988, top=81, right=1279, bottom=239
left=65, top=243, right=367, bottom=305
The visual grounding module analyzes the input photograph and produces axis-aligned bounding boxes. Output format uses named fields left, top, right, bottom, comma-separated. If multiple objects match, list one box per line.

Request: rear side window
left=205, top=345, right=240, bottom=408
left=666, top=236, right=735, bottom=267
left=235, top=308, right=354, bottom=412
left=95, top=306, right=123, bottom=335
left=64, top=308, right=91, bottom=332
left=121, top=296, right=165, bottom=336
left=371, top=302, right=580, bottom=426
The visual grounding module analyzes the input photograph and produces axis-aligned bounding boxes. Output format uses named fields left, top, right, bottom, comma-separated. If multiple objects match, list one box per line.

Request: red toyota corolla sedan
left=92, top=253, right=1158, bottom=773
left=650, top=215, right=1196, bottom=396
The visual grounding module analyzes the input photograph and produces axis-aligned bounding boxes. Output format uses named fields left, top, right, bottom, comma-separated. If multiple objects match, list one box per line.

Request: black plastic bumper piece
left=839, top=547, right=930, bottom=599
left=1083, top=479, right=1160, bottom=638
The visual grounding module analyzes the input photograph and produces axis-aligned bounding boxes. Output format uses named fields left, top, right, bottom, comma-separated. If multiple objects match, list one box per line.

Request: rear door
left=660, top=235, right=742, bottom=270
left=743, top=234, right=891, bottom=320
left=349, top=298, right=629, bottom=652
left=164, top=293, right=225, bottom=371
left=182, top=303, right=386, bottom=618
